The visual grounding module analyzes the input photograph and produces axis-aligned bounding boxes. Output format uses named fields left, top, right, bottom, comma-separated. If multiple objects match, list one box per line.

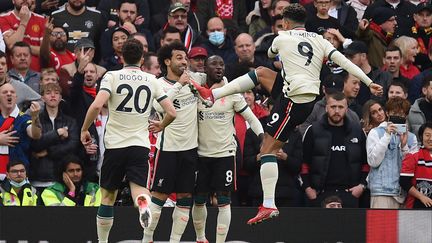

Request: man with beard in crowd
left=51, top=0, right=103, bottom=60
left=40, top=20, right=76, bottom=74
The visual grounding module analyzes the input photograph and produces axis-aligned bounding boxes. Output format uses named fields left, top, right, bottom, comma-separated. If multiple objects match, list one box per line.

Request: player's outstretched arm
left=330, top=50, right=383, bottom=96
left=81, top=90, right=110, bottom=146
left=149, top=98, right=176, bottom=133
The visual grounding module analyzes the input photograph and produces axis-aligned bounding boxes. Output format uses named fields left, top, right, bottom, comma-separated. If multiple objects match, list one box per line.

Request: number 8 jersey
left=99, top=68, right=167, bottom=149
left=269, top=28, right=336, bottom=104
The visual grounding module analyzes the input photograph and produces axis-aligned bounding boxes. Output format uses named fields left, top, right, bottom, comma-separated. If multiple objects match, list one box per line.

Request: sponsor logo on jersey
left=173, top=99, right=180, bottom=109
left=199, top=111, right=226, bottom=120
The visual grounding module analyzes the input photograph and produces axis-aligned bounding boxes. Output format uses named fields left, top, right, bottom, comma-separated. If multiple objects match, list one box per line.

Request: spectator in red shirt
left=0, top=0, right=45, bottom=72
left=40, top=21, right=76, bottom=74
left=400, top=122, right=432, bottom=208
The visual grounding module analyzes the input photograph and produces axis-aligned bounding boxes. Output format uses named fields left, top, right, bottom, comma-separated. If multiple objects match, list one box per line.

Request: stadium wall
left=0, top=207, right=430, bottom=243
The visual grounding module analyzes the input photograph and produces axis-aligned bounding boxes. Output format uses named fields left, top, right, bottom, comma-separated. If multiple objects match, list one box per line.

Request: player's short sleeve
left=268, top=35, right=280, bottom=58
left=400, top=152, right=417, bottom=176
left=99, top=72, right=114, bottom=94
left=233, top=94, right=248, bottom=113
left=150, top=78, right=167, bottom=102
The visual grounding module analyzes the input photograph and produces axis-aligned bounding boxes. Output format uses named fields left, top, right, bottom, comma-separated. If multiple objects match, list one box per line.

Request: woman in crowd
left=361, top=99, right=386, bottom=134
left=393, top=36, right=420, bottom=79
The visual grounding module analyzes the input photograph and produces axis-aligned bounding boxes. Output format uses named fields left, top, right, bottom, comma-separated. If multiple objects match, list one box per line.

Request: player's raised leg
left=190, top=67, right=277, bottom=106
left=130, top=182, right=152, bottom=228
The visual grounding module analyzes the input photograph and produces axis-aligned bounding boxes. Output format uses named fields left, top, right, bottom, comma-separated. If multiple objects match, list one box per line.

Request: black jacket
left=67, top=72, right=101, bottom=181
left=301, top=114, right=368, bottom=192
left=30, top=108, right=79, bottom=182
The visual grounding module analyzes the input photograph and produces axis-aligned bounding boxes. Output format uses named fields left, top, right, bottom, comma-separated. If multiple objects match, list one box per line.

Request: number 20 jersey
left=270, top=29, right=336, bottom=103
left=99, top=68, right=167, bottom=149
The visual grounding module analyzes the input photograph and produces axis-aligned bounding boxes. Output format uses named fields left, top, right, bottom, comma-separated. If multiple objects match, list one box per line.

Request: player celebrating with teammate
left=80, top=39, right=176, bottom=243
left=192, top=55, right=264, bottom=242
left=191, top=4, right=383, bottom=225
left=143, top=41, right=200, bottom=243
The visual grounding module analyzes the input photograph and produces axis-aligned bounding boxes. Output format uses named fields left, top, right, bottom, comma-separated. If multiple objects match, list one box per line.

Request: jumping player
left=190, top=4, right=383, bottom=225
left=80, top=39, right=176, bottom=243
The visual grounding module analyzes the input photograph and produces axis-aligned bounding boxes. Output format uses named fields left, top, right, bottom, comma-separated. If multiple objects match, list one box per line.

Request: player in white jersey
left=190, top=3, right=384, bottom=225
left=192, top=56, right=264, bottom=243
left=143, top=41, right=200, bottom=243
left=80, top=39, right=176, bottom=243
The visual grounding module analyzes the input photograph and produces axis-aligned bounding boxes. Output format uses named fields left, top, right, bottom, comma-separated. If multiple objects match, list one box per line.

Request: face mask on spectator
left=209, top=31, right=225, bottom=46
left=9, top=178, right=29, bottom=188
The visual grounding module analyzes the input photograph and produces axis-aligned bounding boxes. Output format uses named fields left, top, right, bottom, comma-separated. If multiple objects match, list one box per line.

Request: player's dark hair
left=157, top=41, right=187, bottom=75
left=0, top=50, right=5, bottom=59
left=418, top=121, right=432, bottom=145
left=122, top=38, right=144, bottom=65
left=282, top=3, right=307, bottom=24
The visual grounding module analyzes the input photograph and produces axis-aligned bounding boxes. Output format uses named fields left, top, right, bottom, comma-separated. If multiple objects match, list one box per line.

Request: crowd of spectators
left=0, top=0, right=431, bottom=209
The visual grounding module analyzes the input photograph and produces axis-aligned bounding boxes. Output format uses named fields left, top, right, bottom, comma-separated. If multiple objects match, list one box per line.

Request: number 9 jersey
left=268, top=28, right=336, bottom=104
left=99, top=68, right=167, bottom=149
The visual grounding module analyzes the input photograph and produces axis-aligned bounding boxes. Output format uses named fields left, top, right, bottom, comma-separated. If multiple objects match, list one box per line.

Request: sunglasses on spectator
left=51, top=31, right=67, bottom=37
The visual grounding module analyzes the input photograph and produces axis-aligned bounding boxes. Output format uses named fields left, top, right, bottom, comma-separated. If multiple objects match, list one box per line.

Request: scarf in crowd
left=369, top=21, right=393, bottom=45
left=411, top=23, right=432, bottom=54
left=0, top=106, right=20, bottom=179
left=215, top=0, right=233, bottom=19
left=83, top=86, right=97, bottom=98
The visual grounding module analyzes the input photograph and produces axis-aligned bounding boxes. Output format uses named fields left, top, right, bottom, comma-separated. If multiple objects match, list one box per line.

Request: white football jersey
left=269, top=28, right=336, bottom=103
left=155, top=77, right=198, bottom=151
left=99, top=68, right=167, bottom=149
left=197, top=93, right=248, bottom=157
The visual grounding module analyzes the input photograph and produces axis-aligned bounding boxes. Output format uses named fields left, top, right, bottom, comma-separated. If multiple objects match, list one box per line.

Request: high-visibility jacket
left=42, top=181, right=101, bottom=206
left=0, top=180, right=38, bottom=206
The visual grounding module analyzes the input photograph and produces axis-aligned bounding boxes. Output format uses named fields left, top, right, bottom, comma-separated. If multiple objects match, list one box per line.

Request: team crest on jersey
left=31, top=24, right=40, bottom=33
left=85, top=20, right=94, bottom=29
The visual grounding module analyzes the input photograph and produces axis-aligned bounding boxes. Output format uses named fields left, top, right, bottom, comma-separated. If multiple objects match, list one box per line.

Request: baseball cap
left=169, top=2, right=187, bottom=14
left=415, top=3, right=432, bottom=14
left=188, top=47, right=208, bottom=58
left=322, top=74, right=344, bottom=93
left=344, top=41, right=368, bottom=56
left=112, top=26, right=130, bottom=39
left=371, top=7, right=396, bottom=25
left=74, top=38, right=95, bottom=50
